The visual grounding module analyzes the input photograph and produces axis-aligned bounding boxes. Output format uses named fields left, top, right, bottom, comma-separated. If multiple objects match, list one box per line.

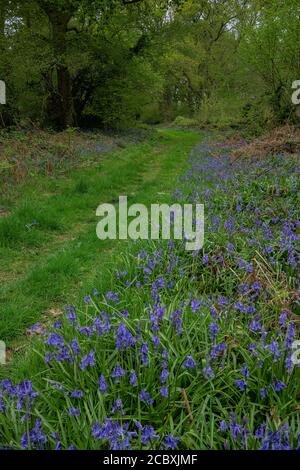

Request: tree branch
left=122, top=0, right=144, bottom=4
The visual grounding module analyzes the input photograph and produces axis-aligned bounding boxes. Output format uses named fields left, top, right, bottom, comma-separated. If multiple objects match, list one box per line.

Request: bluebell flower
left=202, top=365, right=215, bottom=380
left=210, top=342, right=226, bottom=359
left=255, top=424, right=267, bottom=439
left=46, top=333, right=65, bottom=348
left=80, top=350, right=96, bottom=370
left=70, top=337, right=81, bottom=357
left=229, top=415, right=243, bottom=443
left=260, top=388, right=266, bottom=399
left=71, top=389, right=84, bottom=399
left=66, top=310, right=77, bottom=326
left=139, top=390, right=154, bottom=405
left=115, top=323, right=135, bottom=351
left=133, top=419, right=143, bottom=431
left=218, top=296, right=228, bottom=307
left=162, top=348, right=168, bottom=359
left=209, top=322, right=220, bottom=339
left=45, top=352, right=51, bottom=365
left=152, top=335, right=160, bottom=349
left=273, top=377, right=286, bottom=392
left=129, top=370, right=137, bottom=387
left=203, top=254, right=209, bottom=265
left=106, top=291, right=119, bottom=303
left=241, top=365, right=249, bottom=378
left=284, top=322, right=295, bottom=350
left=12, top=380, right=39, bottom=412
left=269, top=339, right=280, bottom=361
left=94, top=315, right=111, bottom=336
left=111, top=399, right=125, bottom=415
left=279, top=311, right=288, bottom=328
left=68, top=407, right=80, bottom=417
left=27, top=323, right=44, bottom=335
left=54, top=439, right=62, bottom=450
left=92, top=419, right=135, bottom=450
left=235, top=379, right=247, bottom=391
left=219, top=420, right=227, bottom=432
left=160, top=368, right=169, bottom=384
left=171, top=309, right=183, bottom=334
left=141, top=426, right=159, bottom=445
left=190, top=299, right=201, bottom=313
left=233, top=301, right=247, bottom=314
left=164, top=434, right=180, bottom=449
left=98, top=375, right=108, bottom=393
left=111, top=365, right=125, bottom=383
left=182, top=356, right=196, bottom=369
left=285, top=354, right=294, bottom=371
left=78, top=326, right=93, bottom=337
left=140, top=342, right=149, bottom=366
left=93, top=288, right=99, bottom=297
left=21, top=418, right=47, bottom=449
left=248, top=343, right=258, bottom=356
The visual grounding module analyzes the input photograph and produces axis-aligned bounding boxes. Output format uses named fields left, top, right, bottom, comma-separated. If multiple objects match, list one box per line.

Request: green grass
left=0, top=129, right=298, bottom=450
left=0, top=129, right=202, bottom=348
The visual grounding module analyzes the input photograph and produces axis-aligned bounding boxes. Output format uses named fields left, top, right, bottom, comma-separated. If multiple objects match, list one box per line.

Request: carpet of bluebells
left=0, top=138, right=300, bottom=450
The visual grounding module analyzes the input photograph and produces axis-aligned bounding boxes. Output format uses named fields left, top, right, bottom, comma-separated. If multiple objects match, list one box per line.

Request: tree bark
left=38, top=2, right=75, bottom=129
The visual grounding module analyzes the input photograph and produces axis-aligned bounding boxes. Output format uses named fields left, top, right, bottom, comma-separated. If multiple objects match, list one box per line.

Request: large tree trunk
left=39, top=2, right=75, bottom=129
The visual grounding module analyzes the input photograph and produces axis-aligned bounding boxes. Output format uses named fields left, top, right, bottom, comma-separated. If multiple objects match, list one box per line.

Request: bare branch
left=122, top=0, right=144, bottom=5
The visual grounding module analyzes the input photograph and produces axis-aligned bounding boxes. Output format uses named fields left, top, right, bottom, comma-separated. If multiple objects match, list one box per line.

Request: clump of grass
left=74, top=179, right=89, bottom=194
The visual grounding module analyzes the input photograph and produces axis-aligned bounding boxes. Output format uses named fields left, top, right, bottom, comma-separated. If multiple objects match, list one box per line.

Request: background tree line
left=0, top=0, right=299, bottom=132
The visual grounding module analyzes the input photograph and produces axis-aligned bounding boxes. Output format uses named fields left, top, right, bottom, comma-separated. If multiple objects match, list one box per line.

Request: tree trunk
left=39, top=2, right=75, bottom=129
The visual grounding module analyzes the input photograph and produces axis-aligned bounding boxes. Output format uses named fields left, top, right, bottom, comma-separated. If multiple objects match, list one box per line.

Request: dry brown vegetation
left=231, top=125, right=300, bottom=161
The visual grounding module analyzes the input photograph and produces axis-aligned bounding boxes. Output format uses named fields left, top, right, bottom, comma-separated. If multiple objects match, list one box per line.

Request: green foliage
left=1, top=1, right=300, bottom=130
left=173, top=116, right=199, bottom=127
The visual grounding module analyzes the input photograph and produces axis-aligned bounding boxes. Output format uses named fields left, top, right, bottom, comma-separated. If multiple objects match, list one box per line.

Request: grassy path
left=0, top=129, right=202, bottom=356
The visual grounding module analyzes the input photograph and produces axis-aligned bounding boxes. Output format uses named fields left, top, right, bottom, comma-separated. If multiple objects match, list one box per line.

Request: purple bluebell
left=68, top=408, right=80, bottom=417
left=235, top=379, right=247, bottom=391
left=209, top=322, right=220, bottom=339
left=129, top=370, right=137, bottom=387
left=182, top=356, right=196, bottom=369
left=71, top=389, right=84, bottom=399
left=139, top=390, right=154, bottom=405
left=190, top=299, right=201, bottom=313
left=21, top=418, right=47, bottom=449
left=111, top=365, right=125, bottom=383
left=219, top=420, right=227, bottom=432
left=273, top=377, right=286, bottom=392
left=164, top=434, right=180, bottom=449
left=106, top=291, right=119, bottom=303
left=115, top=323, right=135, bottom=351
left=80, top=350, right=96, bottom=370
left=98, top=375, right=108, bottom=393
left=111, top=399, right=125, bottom=415
left=160, top=368, right=169, bottom=384
left=202, top=365, right=215, bottom=380
left=140, top=342, right=149, bottom=366
left=141, top=426, right=159, bottom=445
left=241, top=365, right=249, bottom=378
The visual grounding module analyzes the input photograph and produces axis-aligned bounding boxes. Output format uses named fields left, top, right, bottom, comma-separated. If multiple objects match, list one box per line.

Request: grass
left=0, top=129, right=299, bottom=450
left=0, top=129, right=201, bottom=348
